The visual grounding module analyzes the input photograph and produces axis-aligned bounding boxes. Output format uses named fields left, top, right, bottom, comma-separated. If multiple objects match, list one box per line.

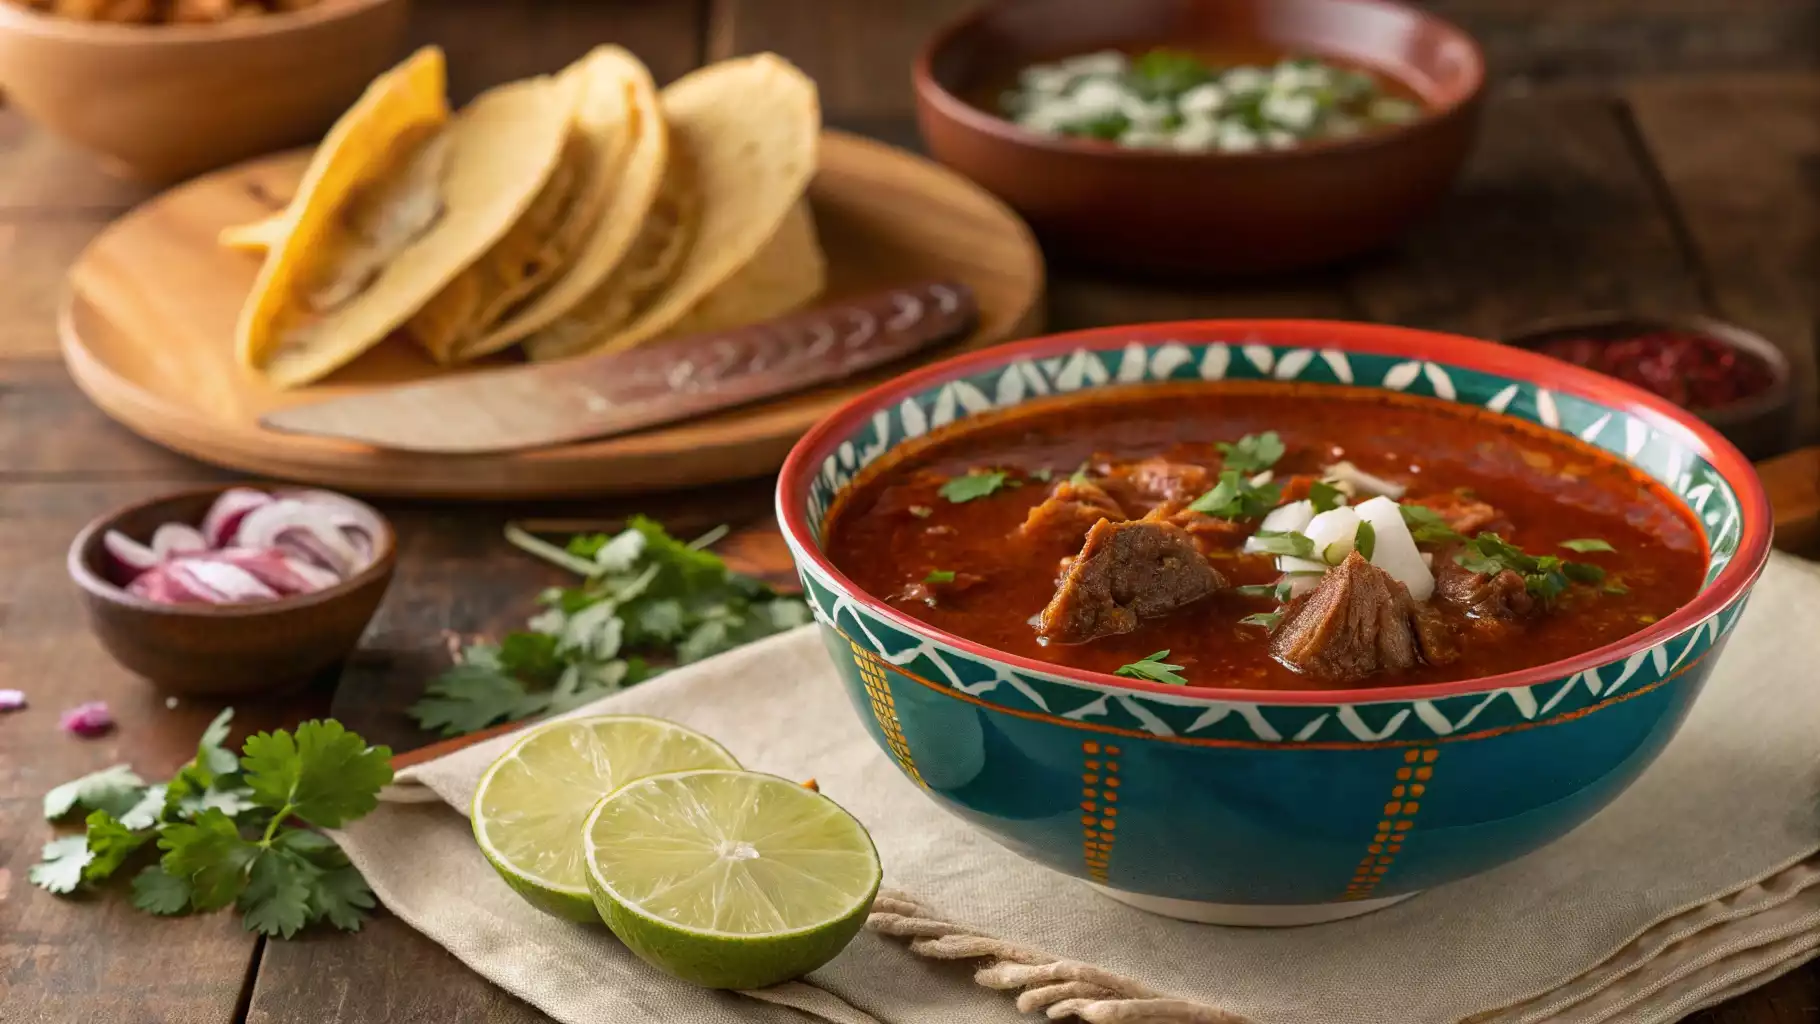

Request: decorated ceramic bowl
left=776, top=321, right=1771, bottom=926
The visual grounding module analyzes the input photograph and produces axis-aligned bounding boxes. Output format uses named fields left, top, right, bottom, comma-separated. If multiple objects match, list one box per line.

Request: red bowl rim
left=776, top=319, right=1773, bottom=706
left=912, top=0, right=1488, bottom=164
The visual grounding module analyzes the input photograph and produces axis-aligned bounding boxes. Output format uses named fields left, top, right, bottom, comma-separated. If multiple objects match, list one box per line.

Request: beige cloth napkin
left=335, top=553, right=1820, bottom=1024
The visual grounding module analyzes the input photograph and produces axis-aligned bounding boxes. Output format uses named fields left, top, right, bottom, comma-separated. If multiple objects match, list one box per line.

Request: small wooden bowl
left=0, top=0, right=409, bottom=184
left=67, top=486, right=396, bottom=696
left=913, top=0, right=1485, bottom=276
left=1502, top=312, right=1795, bottom=461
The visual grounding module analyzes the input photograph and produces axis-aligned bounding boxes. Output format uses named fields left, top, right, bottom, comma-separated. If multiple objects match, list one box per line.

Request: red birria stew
left=822, top=382, right=1708, bottom=691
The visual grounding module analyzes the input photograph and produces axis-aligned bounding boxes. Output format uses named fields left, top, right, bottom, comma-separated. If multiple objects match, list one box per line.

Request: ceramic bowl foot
left=1087, top=884, right=1417, bottom=926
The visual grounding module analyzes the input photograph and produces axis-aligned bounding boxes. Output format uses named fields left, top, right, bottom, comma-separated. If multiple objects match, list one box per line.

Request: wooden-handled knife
left=259, top=280, right=978, bottom=454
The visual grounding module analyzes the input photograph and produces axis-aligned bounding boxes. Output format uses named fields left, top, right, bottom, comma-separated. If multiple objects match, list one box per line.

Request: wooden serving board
left=59, top=130, right=1045, bottom=499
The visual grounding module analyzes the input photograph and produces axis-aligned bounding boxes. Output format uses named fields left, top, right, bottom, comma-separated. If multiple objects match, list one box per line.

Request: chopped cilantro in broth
left=824, top=387, right=1707, bottom=691
left=999, top=48, right=1425, bottom=153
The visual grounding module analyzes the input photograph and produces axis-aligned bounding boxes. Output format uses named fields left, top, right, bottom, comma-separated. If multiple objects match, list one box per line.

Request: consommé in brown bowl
left=913, top=0, right=1485, bottom=275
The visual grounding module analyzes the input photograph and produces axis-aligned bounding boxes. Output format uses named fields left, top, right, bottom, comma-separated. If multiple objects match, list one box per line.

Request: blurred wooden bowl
left=1502, top=311, right=1796, bottom=461
left=67, top=485, right=396, bottom=696
left=0, top=0, right=409, bottom=184
left=913, top=0, right=1485, bottom=276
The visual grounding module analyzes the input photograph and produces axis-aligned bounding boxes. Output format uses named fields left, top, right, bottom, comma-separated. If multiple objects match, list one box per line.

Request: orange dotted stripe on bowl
left=850, top=643, right=927, bottom=789
left=1342, top=747, right=1438, bottom=902
left=1079, top=740, right=1123, bottom=885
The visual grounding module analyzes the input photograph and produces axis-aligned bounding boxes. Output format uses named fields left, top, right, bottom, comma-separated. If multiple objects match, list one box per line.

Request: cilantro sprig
left=939, top=471, right=1012, bottom=503
left=409, top=517, right=811, bottom=738
left=30, top=710, right=391, bottom=938
left=1187, top=469, right=1282, bottom=520
left=1399, top=503, right=1465, bottom=545
left=1216, top=431, right=1286, bottom=475
left=1453, top=533, right=1603, bottom=602
left=1113, top=650, right=1187, bottom=685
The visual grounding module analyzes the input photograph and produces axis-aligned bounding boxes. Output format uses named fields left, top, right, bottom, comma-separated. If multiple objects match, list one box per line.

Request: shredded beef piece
left=1142, top=505, right=1252, bottom=554
left=1018, top=480, right=1127, bottom=544
left=1409, top=493, right=1508, bottom=537
left=1434, top=550, right=1536, bottom=622
left=1091, top=456, right=1216, bottom=514
left=1037, top=520, right=1226, bottom=644
left=1272, top=553, right=1458, bottom=682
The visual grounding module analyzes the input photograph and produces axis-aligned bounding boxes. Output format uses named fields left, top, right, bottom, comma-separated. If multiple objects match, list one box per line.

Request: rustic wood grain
left=0, top=480, right=331, bottom=1024
left=1345, top=90, right=1703, bottom=339
left=0, top=360, right=233, bottom=480
left=0, top=112, right=155, bottom=214
left=410, top=0, right=708, bottom=103
left=0, top=220, right=110, bottom=359
left=1627, top=74, right=1820, bottom=442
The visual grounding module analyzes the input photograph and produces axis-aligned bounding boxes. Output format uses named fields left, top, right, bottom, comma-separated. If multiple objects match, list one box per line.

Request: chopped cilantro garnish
left=1233, top=583, right=1278, bottom=599
left=1604, top=581, right=1630, bottom=595
left=939, top=471, right=1011, bottom=503
left=1250, top=530, right=1316, bottom=558
left=1452, top=533, right=1603, bottom=603
left=924, top=570, right=957, bottom=584
left=908, top=505, right=933, bottom=519
left=1113, top=650, right=1187, bottom=685
left=1308, top=480, right=1346, bottom=513
left=1239, top=611, right=1285, bottom=631
left=1354, top=520, right=1377, bottom=561
left=1216, top=431, right=1286, bottom=475
left=1560, top=538, right=1616, bottom=554
left=1029, top=468, right=1053, bottom=482
left=1188, top=469, right=1282, bottom=519
left=1399, top=503, right=1465, bottom=544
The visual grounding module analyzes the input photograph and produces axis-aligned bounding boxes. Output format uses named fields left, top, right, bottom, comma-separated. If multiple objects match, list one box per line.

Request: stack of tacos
left=231, top=46, right=825, bottom=388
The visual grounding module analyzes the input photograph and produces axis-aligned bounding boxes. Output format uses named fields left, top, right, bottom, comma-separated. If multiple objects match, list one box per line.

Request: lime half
left=472, top=715, right=739, bottom=921
left=584, top=769, right=882, bottom=989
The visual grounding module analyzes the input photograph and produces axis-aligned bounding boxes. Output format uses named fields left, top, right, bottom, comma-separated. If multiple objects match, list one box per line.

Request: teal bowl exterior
left=776, top=320, right=1771, bottom=924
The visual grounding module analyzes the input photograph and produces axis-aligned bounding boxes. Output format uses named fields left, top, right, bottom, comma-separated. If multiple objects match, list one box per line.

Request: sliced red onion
left=127, top=565, right=212, bottom=604
left=235, top=500, right=365, bottom=576
left=213, top=547, right=342, bottom=595
left=60, top=701, right=113, bottom=737
left=104, top=529, right=162, bottom=575
left=0, top=689, right=25, bottom=712
left=200, top=487, right=276, bottom=548
left=151, top=523, right=208, bottom=559
left=168, top=560, right=283, bottom=603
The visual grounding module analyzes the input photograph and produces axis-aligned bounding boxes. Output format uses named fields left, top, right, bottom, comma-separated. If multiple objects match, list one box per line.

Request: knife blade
left=259, top=280, right=978, bottom=454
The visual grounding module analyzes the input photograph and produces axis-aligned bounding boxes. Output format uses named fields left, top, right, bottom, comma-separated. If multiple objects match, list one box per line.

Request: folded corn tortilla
left=236, top=50, right=573, bottom=388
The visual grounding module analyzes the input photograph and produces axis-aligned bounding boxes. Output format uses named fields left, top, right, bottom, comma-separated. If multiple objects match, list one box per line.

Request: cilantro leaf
left=197, top=708, right=240, bottom=778
left=1069, top=466, right=1092, bottom=487
left=238, top=850, right=315, bottom=939
left=1604, top=581, right=1631, bottom=595
left=159, top=808, right=260, bottom=911
left=940, top=471, right=1011, bottom=503
left=925, top=570, right=957, bottom=584
left=495, top=632, right=564, bottom=686
left=131, top=866, right=192, bottom=915
left=1188, top=470, right=1281, bottom=519
left=1308, top=480, right=1346, bottom=514
left=83, top=810, right=153, bottom=883
left=1239, top=611, right=1285, bottom=631
left=44, top=764, right=145, bottom=820
left=1216, top=431, right=1285, bottom=475
left=1233, top=583, right=1278, bottom=599
left=409, top=662, right=544, bottom=738
left=907, top=505, right=934, bottom=519
left=1563, top=561, right=1605, bottom=584
left=1113, top=650, right=1188, bottom=685
left=240, top=721, right=393, bottom=829
left=1399, top=503, right=1466, bottom=545
left=1560, top=538, right=1616, bottom=554
left=1030, top=468, right=1054, bottom=482
left=29, top=835, right=93, bottom=894
left=274, top=834, right=374, bottom=932
left=117, top=784, right=167, bottom=831
left=1354, top=520, right=1377, bottom=561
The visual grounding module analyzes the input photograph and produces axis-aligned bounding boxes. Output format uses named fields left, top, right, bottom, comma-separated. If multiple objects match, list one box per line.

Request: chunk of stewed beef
left=1272, top=553, right=1458, bottom=682
left=1037, top=519, right=1226, bottom=644
left=1018, top=479, right=1127, bottom=546
left=1144, top=505, right=1253, bottom=554
left=1434, top=547, right=1536, bottom=622
left=1408, top=493, right=1509, bottom=538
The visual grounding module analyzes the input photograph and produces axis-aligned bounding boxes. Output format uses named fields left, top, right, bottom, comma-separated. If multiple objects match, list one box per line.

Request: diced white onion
left=1246, top=500, right=1314, bottom=553
left=1355, top=496, right=1433, bottom=601
left=1278, top=555, right=1329, bottom=575
left=1304, top=507, right=1363, bottom=564
left=1322, top=460, right=1407, bottom=499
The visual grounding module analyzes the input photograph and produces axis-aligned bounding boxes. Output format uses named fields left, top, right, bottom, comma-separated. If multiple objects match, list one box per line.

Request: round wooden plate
left=61, top=130, right=1045, bottom=499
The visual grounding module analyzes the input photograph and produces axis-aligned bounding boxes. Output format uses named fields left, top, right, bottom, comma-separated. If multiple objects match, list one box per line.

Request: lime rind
left=583, top=769, right=882, bottom=989
left=471, top=714, right=739, bottom=922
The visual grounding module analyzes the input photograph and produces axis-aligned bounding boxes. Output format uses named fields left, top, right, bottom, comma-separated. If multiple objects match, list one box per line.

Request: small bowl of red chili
left=1504, top=312, right=1792, bottom=460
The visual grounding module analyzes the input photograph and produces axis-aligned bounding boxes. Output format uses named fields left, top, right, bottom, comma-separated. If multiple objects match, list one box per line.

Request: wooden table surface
left=3, top=2, right=1818, bottom=1021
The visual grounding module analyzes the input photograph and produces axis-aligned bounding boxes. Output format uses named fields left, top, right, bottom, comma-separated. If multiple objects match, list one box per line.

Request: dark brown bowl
left=67, top=486, right=396, bottom=696
left=1502, top=311, right=1796, bottom=461
left=912, top=0, right=1486, bottom=276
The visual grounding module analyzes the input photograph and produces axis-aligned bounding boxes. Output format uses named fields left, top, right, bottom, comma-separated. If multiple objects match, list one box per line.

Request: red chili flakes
left=1535, top=331, right=1776, bottom=411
